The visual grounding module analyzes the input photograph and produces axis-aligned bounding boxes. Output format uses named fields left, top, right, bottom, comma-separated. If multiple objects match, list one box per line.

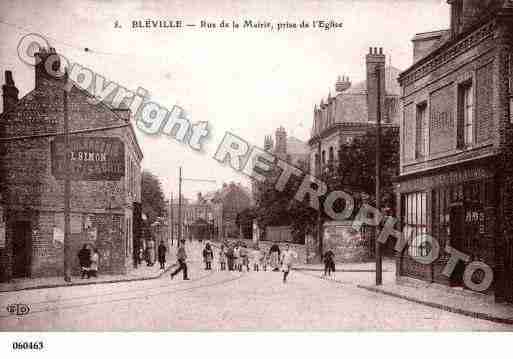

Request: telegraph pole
left=170, top=192, right=174, bottom=246
left=178, top=167, right=182, bottom=243
left=375, top=64, right=383, bottom=286
left=63, top=87, right=72, bottom=282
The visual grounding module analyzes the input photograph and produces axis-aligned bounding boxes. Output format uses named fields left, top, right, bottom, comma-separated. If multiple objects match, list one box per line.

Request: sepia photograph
left=0, top=0, right=513, bottom=355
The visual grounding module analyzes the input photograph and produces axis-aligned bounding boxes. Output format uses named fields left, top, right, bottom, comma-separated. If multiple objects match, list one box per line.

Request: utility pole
left=178, top=167, right=182, bottom=243
left=375, top=64, right=383, bottom=286
left=63, top=87, right=72, bottom=282
left=170, top=192, right=174, bottom=246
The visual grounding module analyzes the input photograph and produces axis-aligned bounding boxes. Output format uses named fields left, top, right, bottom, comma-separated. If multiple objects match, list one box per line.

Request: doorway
left=12, top=221, right=32, bottom=278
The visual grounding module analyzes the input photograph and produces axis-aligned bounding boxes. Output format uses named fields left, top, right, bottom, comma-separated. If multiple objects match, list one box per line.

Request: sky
left=0, top=0, right=450, bottom=199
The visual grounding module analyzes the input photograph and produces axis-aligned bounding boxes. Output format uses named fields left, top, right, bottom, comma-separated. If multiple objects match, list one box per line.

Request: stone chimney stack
left=448, top=0, right=501, bottom=37
left=2, top=70, right=19, bottom=113
left=366, top=47, right=386, bottom=123
left=264, top=135, right=274, bottom=152
left=35, top=47, right=63, bottom=88
left=335, top=75, right=351, bottom=93
left=275, top=126, right=287, bottom=158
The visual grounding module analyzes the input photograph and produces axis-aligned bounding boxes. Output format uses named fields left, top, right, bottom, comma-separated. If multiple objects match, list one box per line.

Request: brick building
left=309, top=49, right=401, bottom=177
left=0, top=48, right=143, bottom=281
left=396, top=0, right=513, bottom=303
left=307, top=49, right=401, bottom=262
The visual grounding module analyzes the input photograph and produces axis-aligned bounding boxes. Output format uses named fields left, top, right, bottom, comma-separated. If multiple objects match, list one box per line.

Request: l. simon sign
left=51, top=137, right=125, bottom=181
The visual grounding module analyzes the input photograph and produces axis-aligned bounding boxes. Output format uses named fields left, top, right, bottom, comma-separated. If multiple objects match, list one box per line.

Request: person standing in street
left=203, top=242, right=214, bottom=270
left=269, top=242, right=281, bottom=272
left=233, top=244, right=241, bottom=272
left=170, top=240, right=189, bottom=280
left=78, top=244, right=92, bottom=279
left=89, top=247, right=100, bottom=278
left=280, top=244, right=298, bottom=283
left=218, top=244, right=227, bottom=271
left=158, top=240, right=167, bottom=270
left=146, top=238, right=156, bottom=266
left=323, top=249, right=335, bottom=277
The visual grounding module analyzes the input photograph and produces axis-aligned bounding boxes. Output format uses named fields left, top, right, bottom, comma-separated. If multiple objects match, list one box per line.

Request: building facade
left=307, top=48, right=401, bottom=262
left=396, top=0, right=513, bottom=303
left=0, top=48, right=143, bottom=281
left=309, top=49, right=401, bottom=177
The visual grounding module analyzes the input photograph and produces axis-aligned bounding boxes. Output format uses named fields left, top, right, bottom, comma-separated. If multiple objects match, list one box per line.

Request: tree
left=328, top=126, right=400, bottom=213
left=141, top=170, right=166, bottom=225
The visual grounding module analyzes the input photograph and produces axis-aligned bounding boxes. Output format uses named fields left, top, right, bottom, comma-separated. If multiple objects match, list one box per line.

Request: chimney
left=448, top=0, right=500, bottom=37
left=366, top=47, right=386, bottom=123
left=2, top=70, right=19, bottom=113
left=275, top=126, right=287, bottom=157
left=34, top=47, right=63, bottom=88
left=335, top=75, right=351, bottom=93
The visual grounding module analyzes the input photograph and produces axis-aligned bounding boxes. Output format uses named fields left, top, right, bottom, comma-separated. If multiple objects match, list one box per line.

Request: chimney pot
left=2, top=70, right=19, bottom=113
left=5, top=70, right=14, bottom=85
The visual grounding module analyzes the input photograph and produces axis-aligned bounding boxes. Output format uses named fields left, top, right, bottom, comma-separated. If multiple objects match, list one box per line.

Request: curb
left=0, top=266, right=174, bottom=294
left=294, top=267, right=391, bottom=273
left=357, top=284, right=513, bottom=326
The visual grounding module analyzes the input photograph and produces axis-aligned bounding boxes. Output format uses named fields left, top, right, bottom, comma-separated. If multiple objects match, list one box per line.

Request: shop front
left=397, top=159, right=497, bottom=293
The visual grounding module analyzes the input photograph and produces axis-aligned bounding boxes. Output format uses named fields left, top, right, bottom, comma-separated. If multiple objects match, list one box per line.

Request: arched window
left=321, top=150, right=326, bottom=164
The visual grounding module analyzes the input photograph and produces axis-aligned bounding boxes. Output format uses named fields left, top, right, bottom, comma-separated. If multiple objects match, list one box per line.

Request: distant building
left=396, top=0, right=513, bottom=303
left=252, top=126, right=309, bottom=203
left=209, top=183, right=251, bottom=238
left=0, top=48, right=143, bottom=281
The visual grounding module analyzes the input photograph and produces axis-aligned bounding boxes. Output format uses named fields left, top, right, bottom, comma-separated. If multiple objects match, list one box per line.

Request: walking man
left=170, top=240, right=189, bottom=280
left=280, top=244, right=297, bottom=283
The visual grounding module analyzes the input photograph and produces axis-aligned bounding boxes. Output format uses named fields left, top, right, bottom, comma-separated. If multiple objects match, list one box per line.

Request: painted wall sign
left=51, top=137, right=125, bottom=181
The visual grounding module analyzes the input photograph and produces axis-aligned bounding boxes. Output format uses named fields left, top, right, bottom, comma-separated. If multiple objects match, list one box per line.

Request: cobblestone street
left=0, top=242, right=510, bottom=331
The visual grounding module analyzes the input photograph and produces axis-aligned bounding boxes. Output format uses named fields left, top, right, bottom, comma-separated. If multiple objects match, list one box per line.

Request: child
left=252, top=246, right=261, bottom=272
left=280, top=244, right=297, bottom=283
left=323, top=249, right=335, bottom=277
left=262, top=251, right=269, bottom=272
left=89, top=247, right=99, bottom=278
left=203, top=242, right=214, bottom=270
left=219, top=244, right=227, bottom=271
left=233, top=245, right=241, bottom=272
left=240, top=244, right=249, bottom=272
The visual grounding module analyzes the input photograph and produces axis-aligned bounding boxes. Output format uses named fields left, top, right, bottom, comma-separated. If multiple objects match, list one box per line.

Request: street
left=0, top=242, right=509, bottom=331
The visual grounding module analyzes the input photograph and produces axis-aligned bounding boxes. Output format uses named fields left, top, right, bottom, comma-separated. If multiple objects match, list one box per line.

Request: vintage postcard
left=1, top=0, right=513, bottom=350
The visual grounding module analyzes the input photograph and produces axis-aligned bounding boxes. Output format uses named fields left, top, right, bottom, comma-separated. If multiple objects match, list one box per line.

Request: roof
left=345, top=66, right=402, bottom=96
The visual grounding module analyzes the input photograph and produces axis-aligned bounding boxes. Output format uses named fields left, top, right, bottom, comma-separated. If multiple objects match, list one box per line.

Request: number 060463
left=12, top=341, right=44, bottom=350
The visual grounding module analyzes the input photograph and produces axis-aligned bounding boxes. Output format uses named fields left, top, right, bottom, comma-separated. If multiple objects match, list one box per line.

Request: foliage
left=141, top=170, right=166, bottom=225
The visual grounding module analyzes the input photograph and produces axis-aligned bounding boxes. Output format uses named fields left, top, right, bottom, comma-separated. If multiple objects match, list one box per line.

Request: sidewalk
left=0, top=242, right=200, bottom=293
left=358, top=278, right=513, bottom=325
left=0, top=263, right=173, bottom=293
left=294, top=258, right=396, bottom=273
left=296, top=260, right=513, bottom=325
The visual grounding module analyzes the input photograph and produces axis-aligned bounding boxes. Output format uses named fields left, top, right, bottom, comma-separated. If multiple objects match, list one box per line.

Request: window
left=415, top=103, right=428, bottom=158
left=321, top=150, right=326, bottom=164
left=403, top=192, right=428, bottom=258
left=328, top=147, right=334, bottom=163
left=458, top=81, right=474, bottom=147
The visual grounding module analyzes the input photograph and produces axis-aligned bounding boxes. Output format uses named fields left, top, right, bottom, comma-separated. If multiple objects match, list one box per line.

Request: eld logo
left=6, top=303, right=30, bottom=316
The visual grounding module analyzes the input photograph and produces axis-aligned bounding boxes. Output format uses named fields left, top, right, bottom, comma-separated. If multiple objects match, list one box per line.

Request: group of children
left=202, top=242, right=274, bottom=272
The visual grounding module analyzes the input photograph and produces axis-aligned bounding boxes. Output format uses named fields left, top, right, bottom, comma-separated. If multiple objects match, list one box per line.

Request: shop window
left=403, top=192, right=428, bottom=258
